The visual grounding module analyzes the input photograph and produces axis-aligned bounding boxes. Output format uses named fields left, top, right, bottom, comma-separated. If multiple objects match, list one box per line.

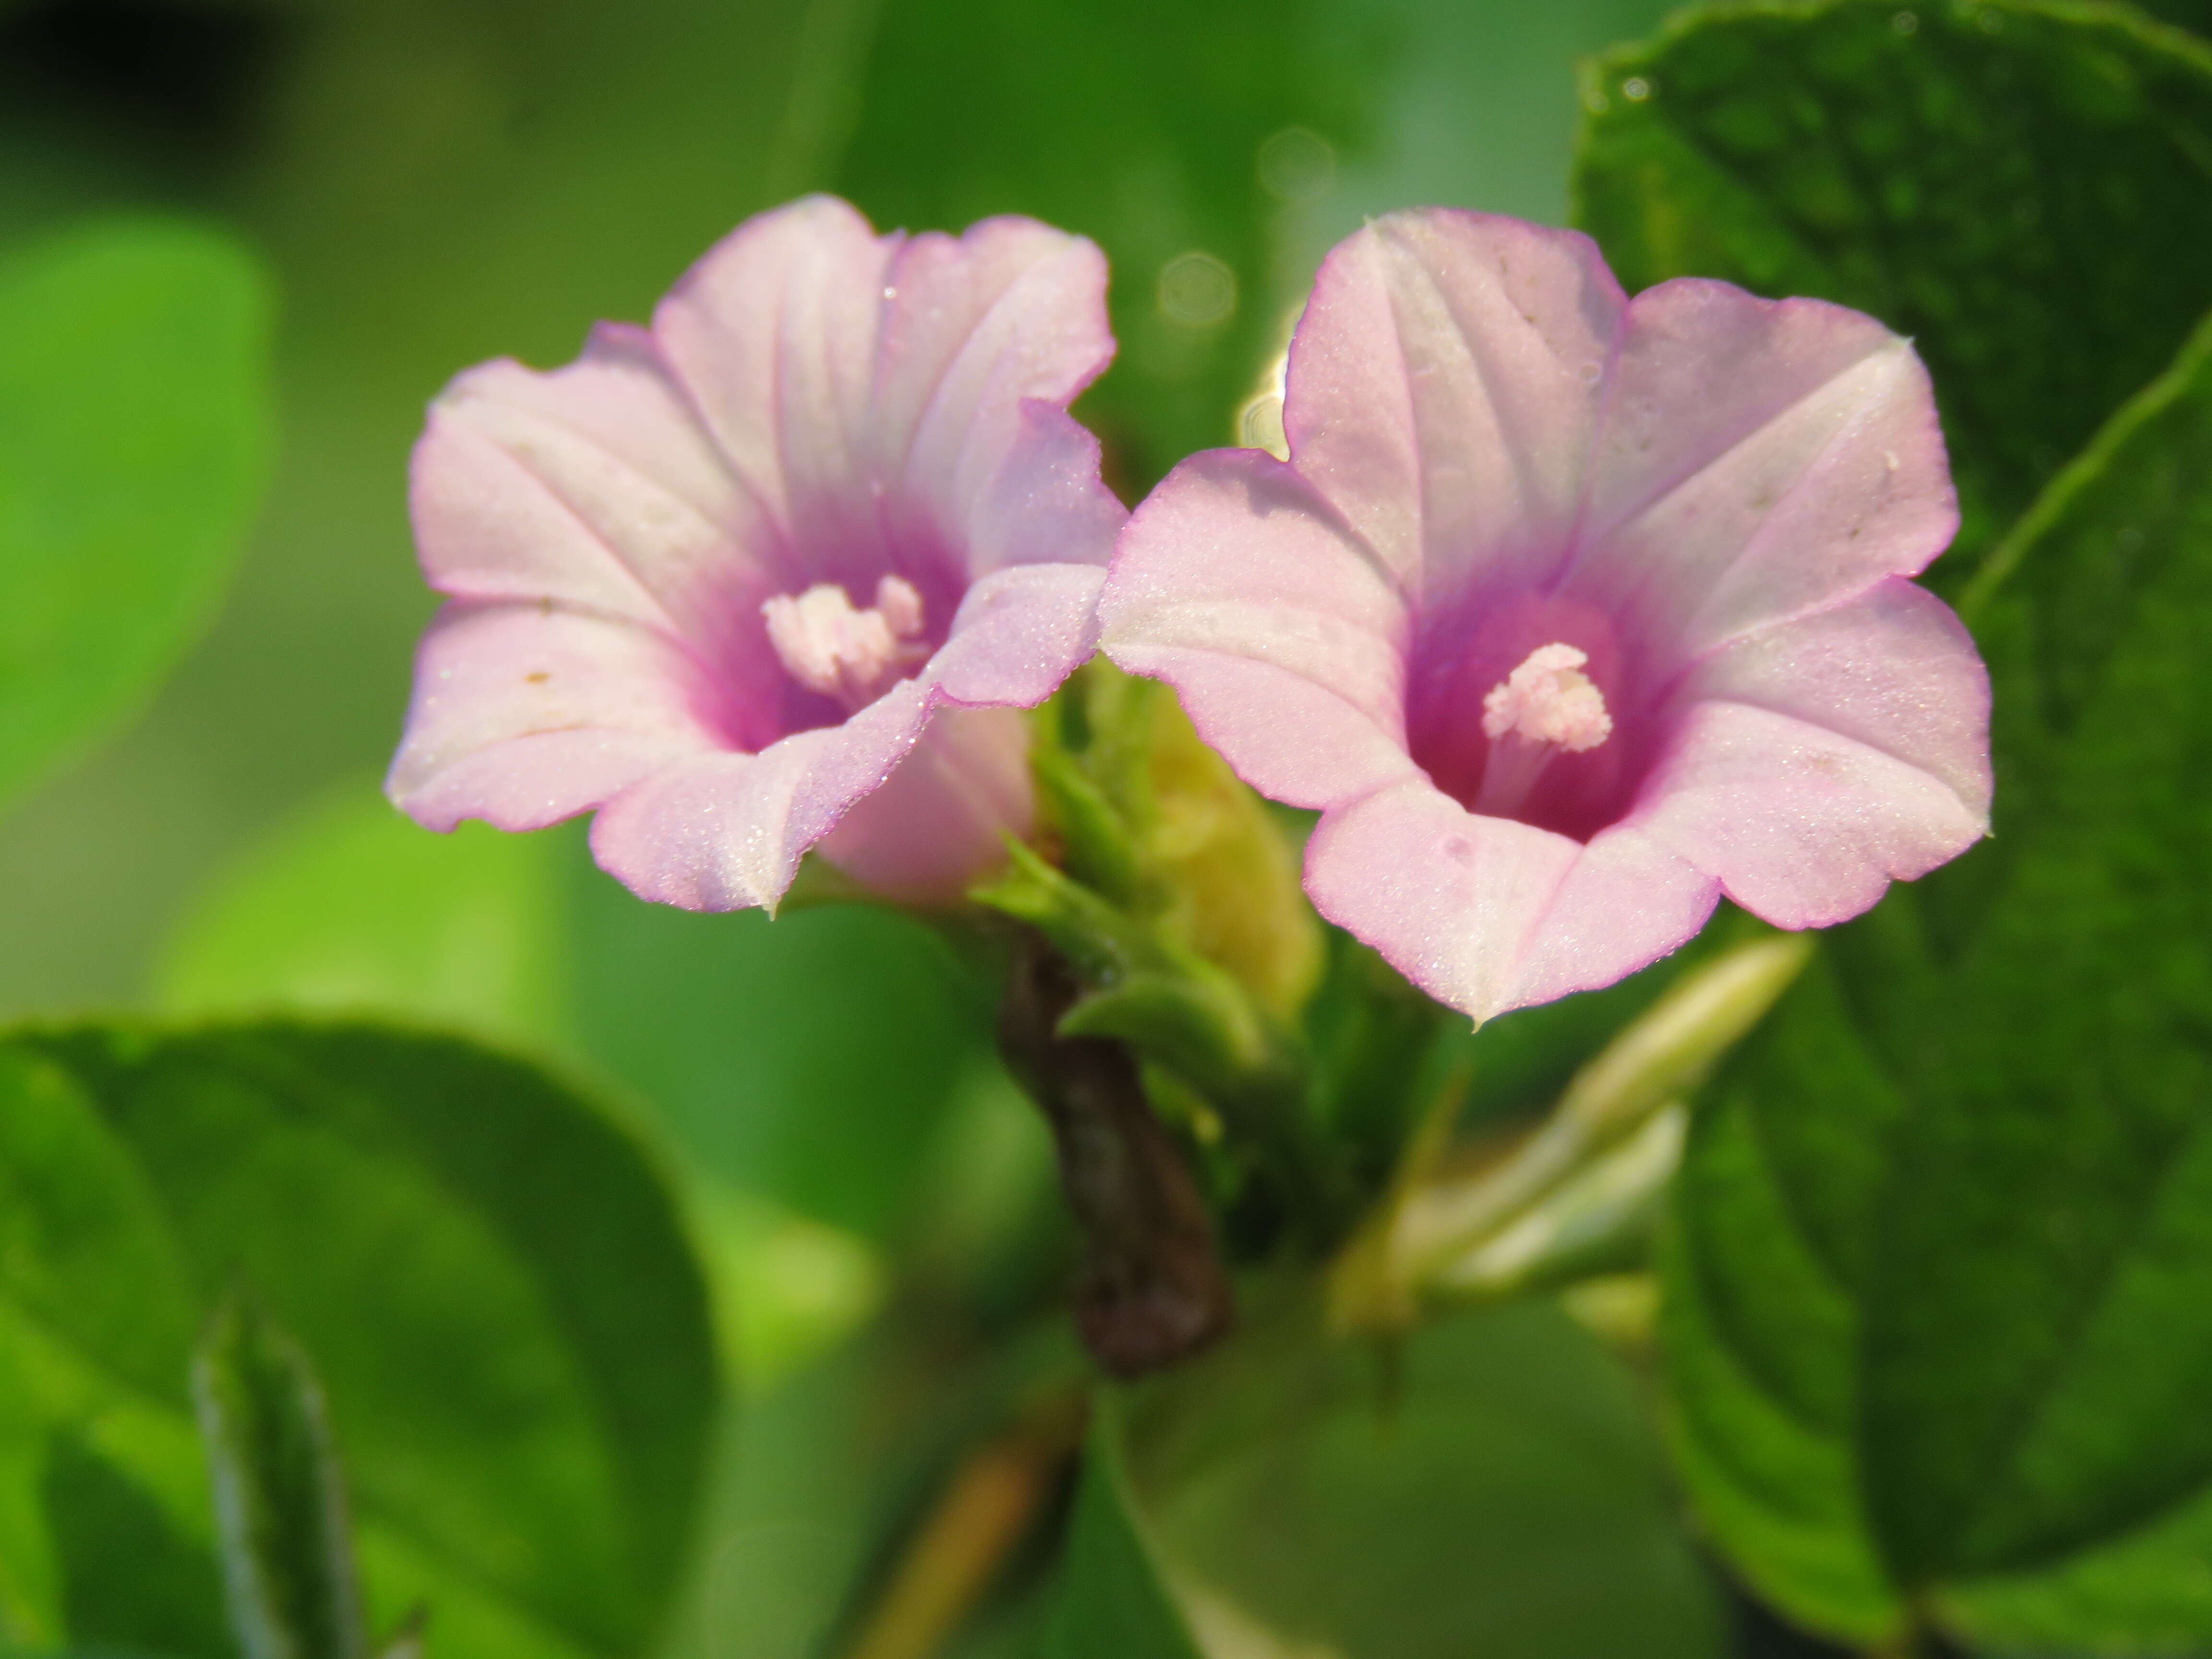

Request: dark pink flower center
left=1407, top=588, right=1657, bottom=842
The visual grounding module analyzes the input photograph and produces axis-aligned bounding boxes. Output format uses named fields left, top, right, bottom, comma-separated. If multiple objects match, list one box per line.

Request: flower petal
left=1305, top=779, right=1718, bottom=1022
left=1567, top=282, right=1958, bottom=659
left=654, top=198, right=1117, bottom=596
left=387, top=600, right=728, bottom=833
left=877, top=220, right=1117, bottom=560
left=589, top=676, right=935, bottom=911
left=652, top=195, right=890, bottom=575
left=413, top=325, right=769, bottom=615
left=931, top=560, right=1109, bottom=708
left=1682, top=576, right=1993, bottom=820
left=960, top=399, right=1127, bottom=575
left=584, top=559, right=1102, bottom=911
left=1283, top=208, right=1625, bottom=599
left=817, top=706, right=1034, bottom=901
left=411, top=325, right=790, bottom=742
left=1633, top=580, right=1992, bottom=930
left=1099, top=449, right=1416, bottom=809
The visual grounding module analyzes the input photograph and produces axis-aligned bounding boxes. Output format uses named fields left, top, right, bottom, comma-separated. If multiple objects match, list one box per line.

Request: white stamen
left=1482, top=643, right=1612, bottom=753
left=763, top=578, right=928, bottom=707
left=875, top=574, right=926, bottom=639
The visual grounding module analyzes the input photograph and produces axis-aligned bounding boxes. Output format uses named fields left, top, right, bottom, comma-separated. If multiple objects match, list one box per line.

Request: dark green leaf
left=1660, top=304, right=2212, bottom=1652
left=194, top=1294, right=365, bottom=1659
left=0, top=1020, right=716, bottom=1658
left=0, top=217, right=273, bottom=809
left=41, top=1432, right=231, bottom=1659
left=1571, top=0, right=2212, bottom=577
left=2133, top=0, right=2212, bottom=36
left=1118, top=1295, right=1726, bottom=1659
left=1041, top=1410, right=1202, bottom=1659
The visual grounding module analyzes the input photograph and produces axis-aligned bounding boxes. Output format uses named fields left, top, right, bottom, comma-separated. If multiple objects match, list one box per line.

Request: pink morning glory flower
left=1098, top=208, right=1991, bottom=1022
left=388, top=195, right=1125, bottom=907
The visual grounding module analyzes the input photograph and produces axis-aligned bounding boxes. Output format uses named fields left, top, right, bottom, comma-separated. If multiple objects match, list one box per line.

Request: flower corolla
left=388, top=195, right=1126, bottom=907
left=1099, top=208, right=1991, bottom=1021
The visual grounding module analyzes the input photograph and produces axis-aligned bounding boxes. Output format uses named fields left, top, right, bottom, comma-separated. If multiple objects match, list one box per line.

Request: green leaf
left=1041, top=1410, right=1202, bottom=1659
left=568, top=870, right=1001, bottom=1241
left=193, top=1295, right=366, bottom=1659
left=38, top=1431, right=231, bottom=1659
left=1117, top=1295, right=1727, bottom=1659
left=155, top=780, right=571, bottom=1051
left=0, top=217, right=274, bottom=810
left=1571, top=0, right=2212, bottom=576
left=0, top=1020, right=716, bottom=1658
left=1659, top=304, right=2212, bottom=1653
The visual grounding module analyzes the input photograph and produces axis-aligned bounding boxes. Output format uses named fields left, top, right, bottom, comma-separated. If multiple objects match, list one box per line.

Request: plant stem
left=998, top=930, right=1235, bottom=1376
left=841, top=1388, right=1091, bottom=1659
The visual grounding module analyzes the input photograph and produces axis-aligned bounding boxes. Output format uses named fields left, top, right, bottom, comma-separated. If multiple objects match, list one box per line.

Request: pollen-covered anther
left=1481, top=643, right=1612, bottom=752
left=763, top=576, right=929, bottom=707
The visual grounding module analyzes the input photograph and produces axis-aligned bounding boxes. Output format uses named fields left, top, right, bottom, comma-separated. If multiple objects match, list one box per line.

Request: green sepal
left=971, top=837, right=1157, bottom=988
left=1059, top=972, right=1288, bottom=1108
left=1031, top=745, right=1145, bottom=909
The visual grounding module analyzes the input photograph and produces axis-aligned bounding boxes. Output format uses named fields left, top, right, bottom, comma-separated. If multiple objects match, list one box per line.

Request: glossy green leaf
left=193, top=1295, right=366, bottom=1659
left=0, top=1021, right=716, bottom=1658
left=1118, top=1296, right=1726, bottom=1659
left=1042, top=1411, right=1202, bottom=1659
left=0, top=217, right=273, bottom=810
left=1660, top=305, right=2212, bottom=1653
left=1571, top=0, right=2212, bottom=576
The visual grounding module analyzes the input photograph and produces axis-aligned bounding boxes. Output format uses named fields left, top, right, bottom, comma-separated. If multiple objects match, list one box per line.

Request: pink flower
left=1099, top=208, right=1991, bottom=1022
left=388, top=195, right=1125, bottom=907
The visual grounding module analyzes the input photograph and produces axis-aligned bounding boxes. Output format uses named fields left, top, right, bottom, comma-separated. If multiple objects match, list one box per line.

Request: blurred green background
left=0, top=0, right=1686, bottom=1365
left=0, top=0, right=1674, bottom=1024
left=0, top=8, right=1721, bottom=1648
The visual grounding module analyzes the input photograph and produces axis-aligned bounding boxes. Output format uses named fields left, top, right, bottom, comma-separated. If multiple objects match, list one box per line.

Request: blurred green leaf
left=1118, top=1295, right=1726, bottom=1659
left=1041, top=1411, right=1201, bottom=1659
left=659, top=1315, right=1070, bottom=1659
left=155, top=780, right=570, bottom=1050
left=155, top=775, right=1007, bottom=1249
left=1571, top=0, right=2212, bottom=578
left=193, top=1295, right=366, bottom=1659
left=1661, top=303, right=2212, bottom=1653
left=0, top=216, right=273, bottom=811
left=38, top=1430, right=231, bottom=1659
left=0, top=1020, right=715, bottom=1658
left=569, top=871, right=998, bottom=1241
left=2134, top=0, right=2212, bottom=36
